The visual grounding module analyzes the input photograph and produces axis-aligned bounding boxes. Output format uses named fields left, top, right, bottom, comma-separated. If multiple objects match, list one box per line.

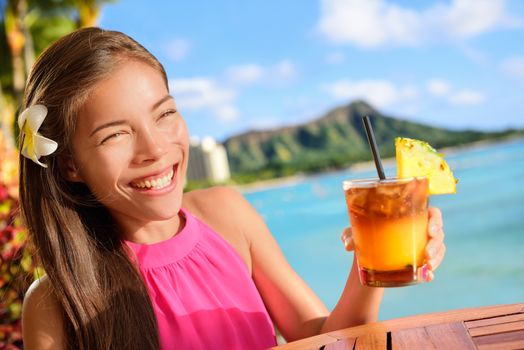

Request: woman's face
left=68, top=59, right=189, bottom=233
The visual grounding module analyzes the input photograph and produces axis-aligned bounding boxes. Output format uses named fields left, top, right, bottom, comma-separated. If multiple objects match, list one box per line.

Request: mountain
left=223, top=100, right=522, bottom=176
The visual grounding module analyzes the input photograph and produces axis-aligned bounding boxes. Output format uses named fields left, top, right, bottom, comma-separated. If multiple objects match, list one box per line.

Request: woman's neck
left=116, top=210, right=186, bottom=244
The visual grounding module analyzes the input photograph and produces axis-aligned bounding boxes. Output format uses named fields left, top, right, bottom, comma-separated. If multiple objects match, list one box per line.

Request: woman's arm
left=22, top=276, right=66, bottom=350
left=319, top=256, right=384, bottom=333
left=186, top=187, right=445, bottom=342
left=209, top=187, right=383, bottom=341
left=244, top=203, right=384, bottom=339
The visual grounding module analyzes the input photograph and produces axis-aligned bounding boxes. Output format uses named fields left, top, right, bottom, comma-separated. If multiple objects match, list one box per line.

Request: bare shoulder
left=182, top=185, right=258, bottom=224
left=183, top=185, right=246, bottom=209
left=183, top=186, right=258, bottom=271
left=22, top=275, right=66, bottom=349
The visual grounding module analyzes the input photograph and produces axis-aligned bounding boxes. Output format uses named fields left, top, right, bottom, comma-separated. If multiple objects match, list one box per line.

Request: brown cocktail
left=343, top=177, right=429, bottom=287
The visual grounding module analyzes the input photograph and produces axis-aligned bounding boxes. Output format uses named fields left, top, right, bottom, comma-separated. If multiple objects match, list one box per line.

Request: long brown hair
left=19, top=27, right=167, bottom=349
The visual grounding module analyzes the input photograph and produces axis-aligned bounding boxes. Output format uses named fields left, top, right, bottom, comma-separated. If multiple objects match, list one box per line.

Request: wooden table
left=271, top=303, right=524, bottom=350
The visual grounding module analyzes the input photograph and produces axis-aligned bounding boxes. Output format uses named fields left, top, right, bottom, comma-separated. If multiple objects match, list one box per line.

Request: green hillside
left=223, top=100, right=522, bottom=181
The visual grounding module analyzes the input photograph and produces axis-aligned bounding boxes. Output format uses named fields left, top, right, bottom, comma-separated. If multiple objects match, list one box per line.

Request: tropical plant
left=0, top=1, right=114, bottom=348
left=0, top=178, right=43, bottom=349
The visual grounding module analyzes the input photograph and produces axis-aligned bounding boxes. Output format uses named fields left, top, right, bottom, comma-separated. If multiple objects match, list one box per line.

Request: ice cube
left=346, top=189, right=368, bottom=217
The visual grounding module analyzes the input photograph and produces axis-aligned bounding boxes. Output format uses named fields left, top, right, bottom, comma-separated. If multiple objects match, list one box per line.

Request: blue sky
left=100, top=0, right=524, bottom=141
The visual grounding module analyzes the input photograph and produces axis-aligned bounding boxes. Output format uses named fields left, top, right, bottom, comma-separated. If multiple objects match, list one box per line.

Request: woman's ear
left=58, top=155, right=84, bottom=183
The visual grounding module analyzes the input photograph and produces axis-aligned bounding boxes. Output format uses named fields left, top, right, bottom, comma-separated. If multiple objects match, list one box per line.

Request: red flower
left=0, top=185, right=8, bottom=202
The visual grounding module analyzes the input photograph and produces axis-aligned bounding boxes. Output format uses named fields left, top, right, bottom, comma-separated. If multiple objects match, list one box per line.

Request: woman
left=20, top=27, right=446, bottom=350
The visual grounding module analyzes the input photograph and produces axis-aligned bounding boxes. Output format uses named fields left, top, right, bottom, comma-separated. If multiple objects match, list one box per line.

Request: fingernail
left=427, top=247, right=435, bottom=258
left=421, top=264, right=428, bottom=280
left=430, top=224, right=439, bottom=235
left=344, top=237, right=353, bottom=248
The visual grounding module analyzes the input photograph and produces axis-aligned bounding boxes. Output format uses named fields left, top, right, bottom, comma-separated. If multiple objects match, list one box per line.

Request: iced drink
left=343, top=177, right=429, bottom=287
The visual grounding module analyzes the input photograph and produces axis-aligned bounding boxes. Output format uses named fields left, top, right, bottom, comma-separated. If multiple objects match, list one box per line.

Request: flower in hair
left=18, top=104, right=58, bottom=168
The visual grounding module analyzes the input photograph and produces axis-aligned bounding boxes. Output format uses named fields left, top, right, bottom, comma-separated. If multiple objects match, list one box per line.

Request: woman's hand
left=340, top=226, right=355, bottom=252
left=340, top=206, right=446, bottom=282
left=424, top=207, right=446, bottom=281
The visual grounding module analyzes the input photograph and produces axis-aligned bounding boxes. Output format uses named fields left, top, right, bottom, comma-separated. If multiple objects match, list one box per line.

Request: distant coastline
left=224, top=100, right=524, bottom=179
left=234, top=174, right=307, bottom=194
left=235, top=135, right=524, bottom=194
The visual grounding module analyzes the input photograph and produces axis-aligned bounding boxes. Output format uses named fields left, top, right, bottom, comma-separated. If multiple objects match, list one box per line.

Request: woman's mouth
left=130, top=165, right=177, bottom=191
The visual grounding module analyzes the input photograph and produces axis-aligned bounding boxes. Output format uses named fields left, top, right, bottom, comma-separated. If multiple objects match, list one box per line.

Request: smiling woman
left=66, top=60, right=188, bottom=240
left=18, top=27, right=446, bottom=350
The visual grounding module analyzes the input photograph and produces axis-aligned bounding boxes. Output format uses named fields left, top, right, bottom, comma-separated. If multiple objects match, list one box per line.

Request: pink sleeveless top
left=125, top=208, right=277, bottom=350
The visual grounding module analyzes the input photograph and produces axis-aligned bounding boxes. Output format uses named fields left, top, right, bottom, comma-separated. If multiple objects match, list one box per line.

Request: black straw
left=362, top=116, right=386, bottom=180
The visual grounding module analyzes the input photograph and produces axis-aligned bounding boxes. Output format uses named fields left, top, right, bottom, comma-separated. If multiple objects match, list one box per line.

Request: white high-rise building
left=187, top=136, right=231, bottom=183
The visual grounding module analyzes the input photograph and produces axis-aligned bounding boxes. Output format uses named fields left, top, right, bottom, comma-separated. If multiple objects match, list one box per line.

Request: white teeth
left=131, top=169, right=174, bottom=190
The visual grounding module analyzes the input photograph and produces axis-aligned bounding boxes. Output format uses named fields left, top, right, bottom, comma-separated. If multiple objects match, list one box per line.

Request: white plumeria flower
left=18, top=104, right=58, bottom=168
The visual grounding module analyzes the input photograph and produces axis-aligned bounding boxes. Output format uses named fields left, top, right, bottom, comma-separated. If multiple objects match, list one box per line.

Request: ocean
left=242, top=138, right=524, bottom=320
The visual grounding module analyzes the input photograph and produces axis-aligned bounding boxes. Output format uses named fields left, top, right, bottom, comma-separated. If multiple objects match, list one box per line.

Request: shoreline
left=234, top=136, right=524, bottom=193
left=233, top=174, right=307, bottom=194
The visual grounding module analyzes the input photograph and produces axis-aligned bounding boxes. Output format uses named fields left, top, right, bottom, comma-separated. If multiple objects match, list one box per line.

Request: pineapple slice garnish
left=396, top=137, right=457, bottom=195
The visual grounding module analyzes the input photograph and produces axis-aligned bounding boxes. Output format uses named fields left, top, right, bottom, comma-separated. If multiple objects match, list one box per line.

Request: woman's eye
left=100, top=132, right=126, bottom=144
left=159, top=109, right=176, bottom=120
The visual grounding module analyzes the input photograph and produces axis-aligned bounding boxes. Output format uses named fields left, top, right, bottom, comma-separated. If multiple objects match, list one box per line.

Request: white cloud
left=215, top=105, right=238, bottom=122
left=273, top=60, right=296, bottom=79
left=225, top=64, right=264, bottom=85
left=170, top=78, right=234, bottom=109
left=169, top=78, right=238, bottom=122
left=168, top=59, right=297, bottom=124
left=322, top=79, right=418, bottom=108
left=427, top=79, right=451, bottom=96
left=399, top=86, right=419, bottom=99
left=449, top=90, right=485, bottom=105
left=501, top=56, right=524, bottom=81
left=224, top=60, right=297, bottom=86
left=458, top=44, right=490, bottom=65
left=437, top=0, right=509, bottom=38
left=323, top=78, right=485, bottom=108
left=317, top=0, right=420, bottom=48
left=165, top=38, right=191, bottom=62
left=316, top=0, right=521, bottom=48
left=426, top=79, right=485, bottom=106
left=326, top=52, right=346, bottom=64
left=247, top=116, right=283, bottom=130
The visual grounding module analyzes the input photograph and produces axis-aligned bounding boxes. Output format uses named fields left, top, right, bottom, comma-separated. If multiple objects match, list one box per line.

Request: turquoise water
left=243, top=138, right=524, bottom=320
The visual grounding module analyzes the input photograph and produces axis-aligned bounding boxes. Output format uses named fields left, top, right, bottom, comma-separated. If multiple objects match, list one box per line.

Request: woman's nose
left=133, top=128, right=168, bottom=164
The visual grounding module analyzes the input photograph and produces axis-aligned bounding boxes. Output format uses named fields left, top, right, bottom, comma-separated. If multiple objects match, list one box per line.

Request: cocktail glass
left=343, top=177, right=429, bottom=287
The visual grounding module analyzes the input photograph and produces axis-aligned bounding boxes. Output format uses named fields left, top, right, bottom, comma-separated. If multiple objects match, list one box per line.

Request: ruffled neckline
left=125, top=208, right=201, bottom=269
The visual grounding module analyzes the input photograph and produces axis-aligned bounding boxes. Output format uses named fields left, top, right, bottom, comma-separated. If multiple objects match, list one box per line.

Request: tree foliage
left=0, top=1, right=114, bottom=348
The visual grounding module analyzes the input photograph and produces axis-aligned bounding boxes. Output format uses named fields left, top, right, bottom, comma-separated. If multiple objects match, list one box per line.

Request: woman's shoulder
left=183, top=185, right=243, bottom=206
left=182, top=185, right=254, bottom=221
left=23, top=275, right=56, bottom=315
left=22, top=275, right=66, bottom=349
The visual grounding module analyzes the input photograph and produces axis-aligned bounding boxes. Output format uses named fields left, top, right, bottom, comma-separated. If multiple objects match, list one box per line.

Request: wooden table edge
left=270, top=302, right=524, bottom=349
